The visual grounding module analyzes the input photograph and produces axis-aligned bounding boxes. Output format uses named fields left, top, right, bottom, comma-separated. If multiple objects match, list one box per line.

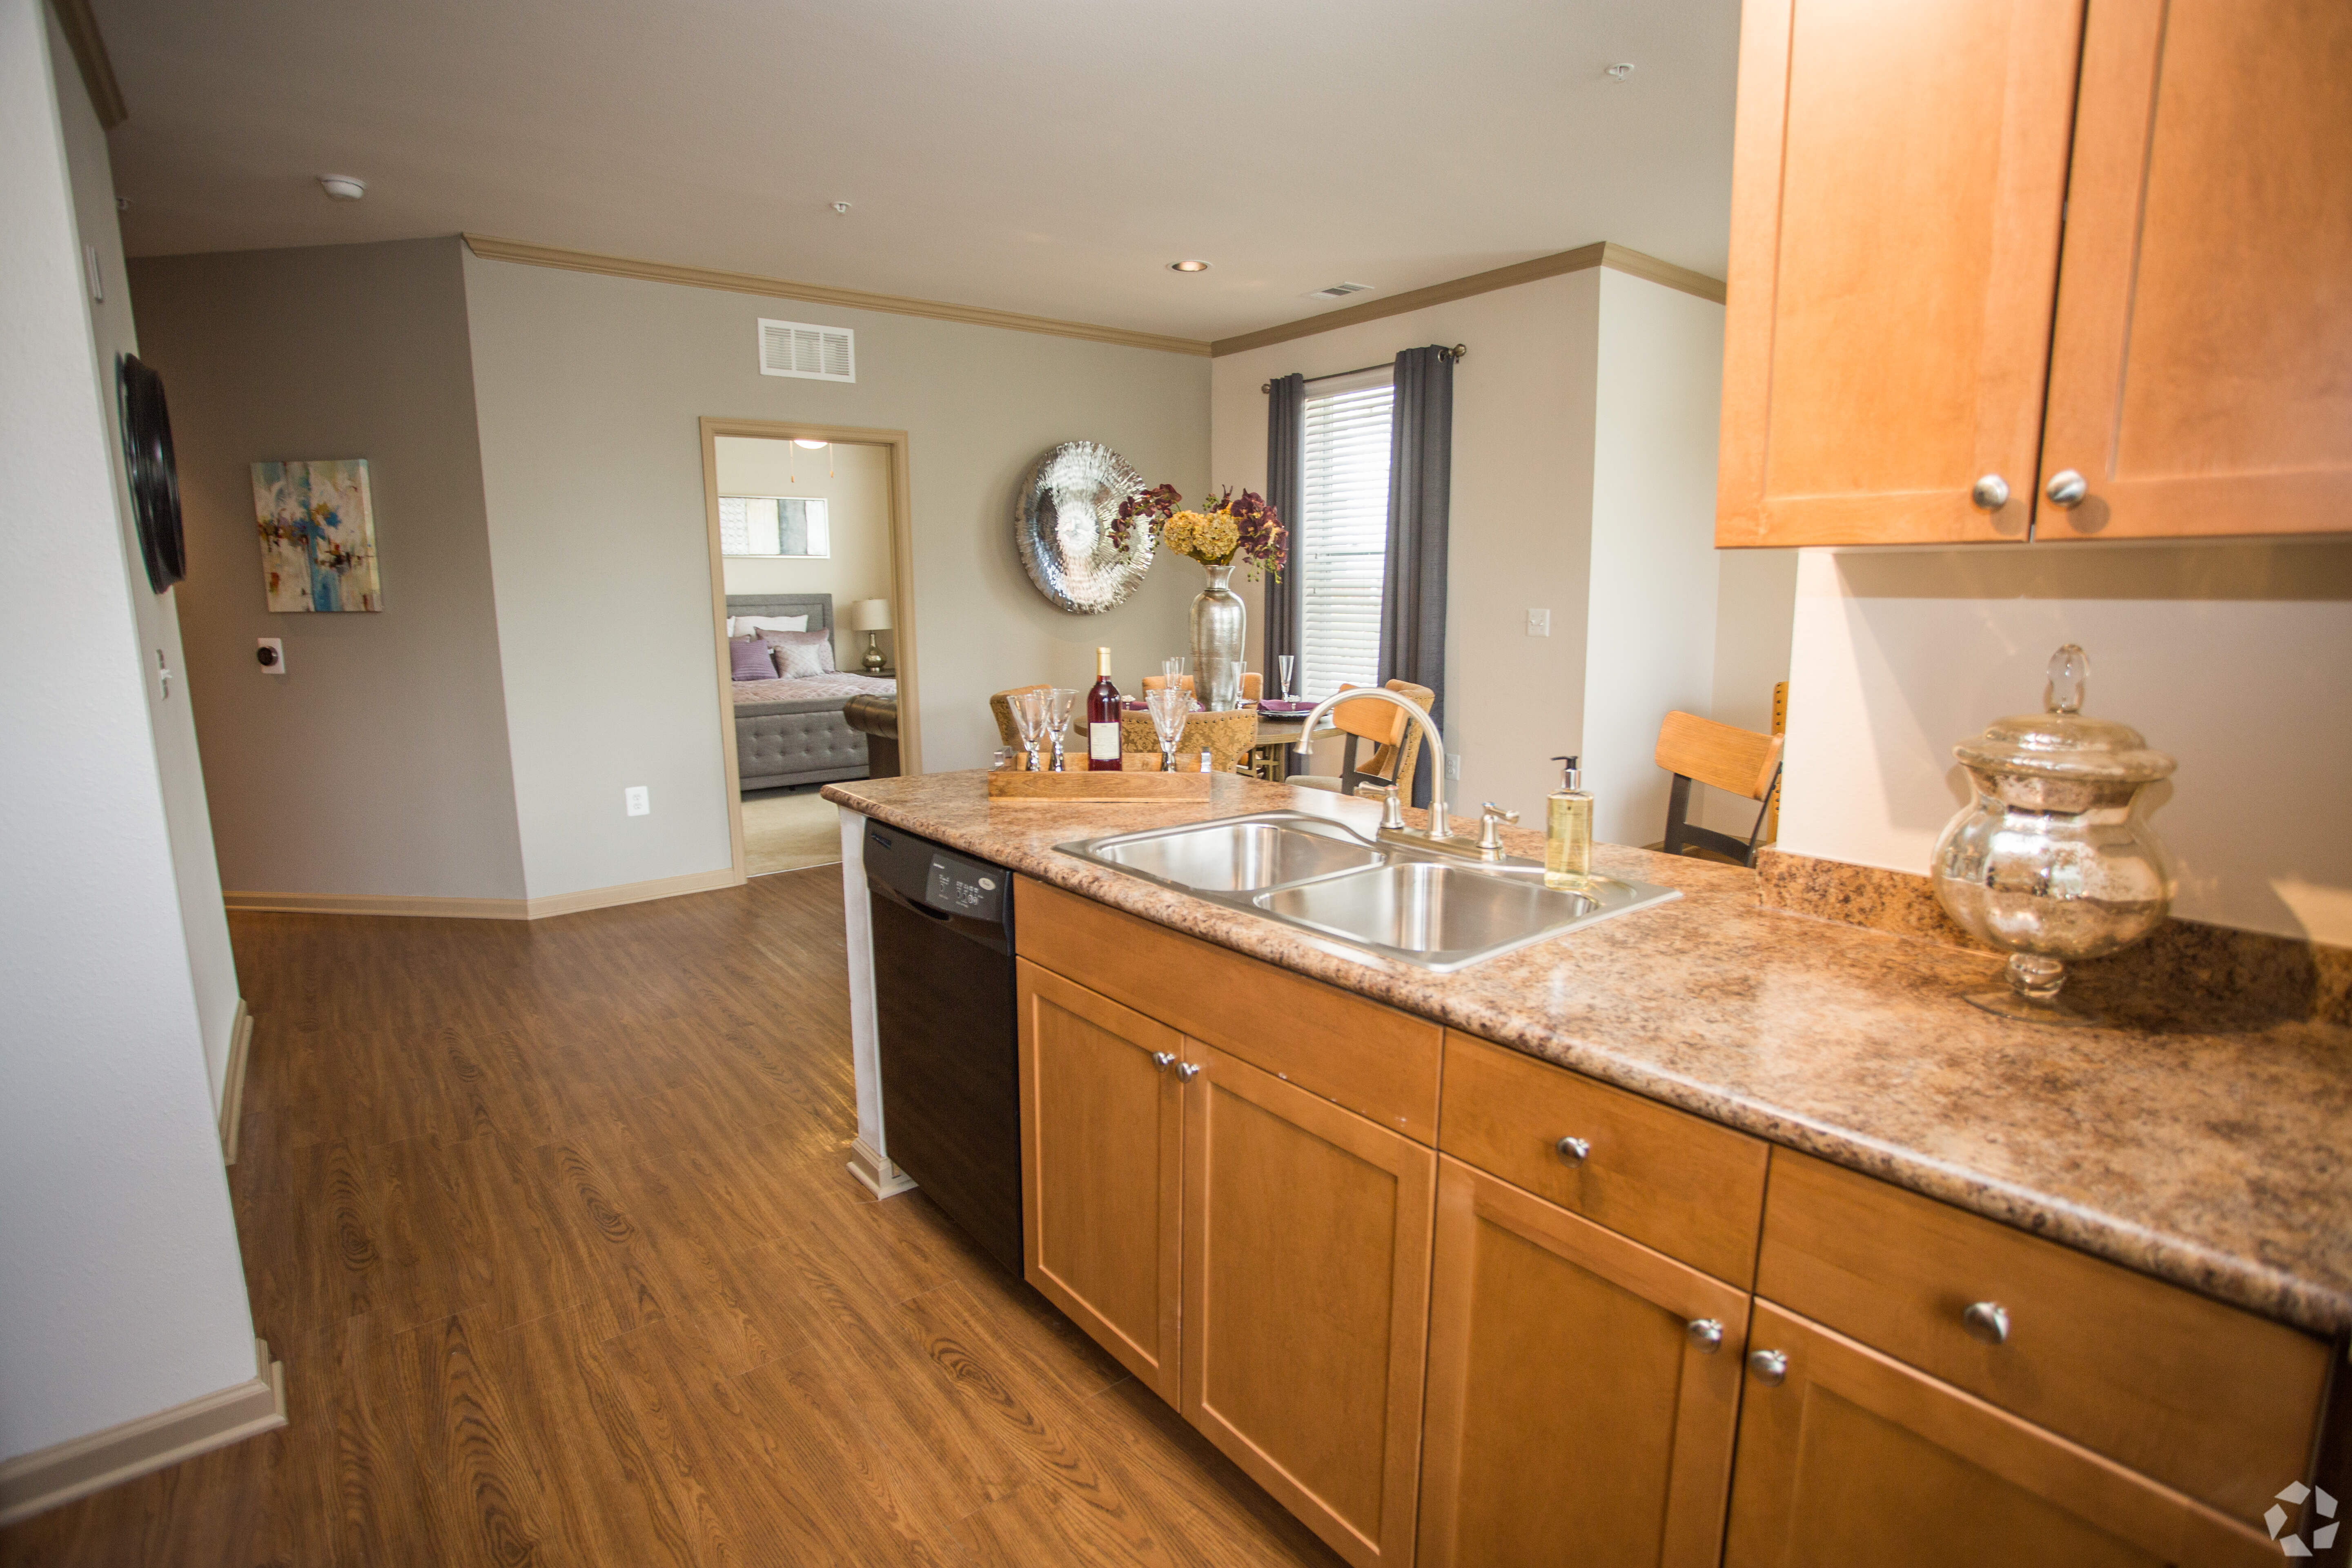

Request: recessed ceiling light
left=1605, top=62, right=1635, bottom=80
left=792, top=438, right=829, bottom=449
left=832, top=201, right=851, bottom=214
left=318, top=175, right=366, bottom=201
left=1168, top=259, right=1211, bottom=273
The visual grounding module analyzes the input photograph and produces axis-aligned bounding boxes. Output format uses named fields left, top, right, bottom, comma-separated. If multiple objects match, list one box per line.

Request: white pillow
left=729, top=614, right=807, bottom=636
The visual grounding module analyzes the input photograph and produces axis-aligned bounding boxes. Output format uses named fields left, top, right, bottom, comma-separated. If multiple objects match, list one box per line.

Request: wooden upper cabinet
left=2037, top=0, right=2352, bottom=539
left=1717, top=0, right=2082, bottom=547
left=1181, top=1043, right=1434, bottom=1568
left=1015, top=960, right=1185, bottom=1404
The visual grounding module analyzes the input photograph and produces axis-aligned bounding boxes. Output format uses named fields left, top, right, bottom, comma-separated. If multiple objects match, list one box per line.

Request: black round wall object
left=116, top=353, right=187, bottom=593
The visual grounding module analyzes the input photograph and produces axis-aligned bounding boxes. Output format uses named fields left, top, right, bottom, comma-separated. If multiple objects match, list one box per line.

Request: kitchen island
left=824, top=768, right=2350, bottom=1567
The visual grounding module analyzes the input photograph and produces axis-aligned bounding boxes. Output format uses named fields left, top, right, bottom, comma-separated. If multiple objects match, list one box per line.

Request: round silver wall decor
left=1015, top=441, right=1151, bottom=615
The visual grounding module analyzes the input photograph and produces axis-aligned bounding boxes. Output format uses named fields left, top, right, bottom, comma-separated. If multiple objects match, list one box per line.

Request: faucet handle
left=1477, top=801, right=1519, bottom=852
left=1354, top=781, right=1407, bottom=830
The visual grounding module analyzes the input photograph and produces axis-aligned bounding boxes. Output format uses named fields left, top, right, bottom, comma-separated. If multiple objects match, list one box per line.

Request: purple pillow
left=730, top=636, right=779, bottom=681
left=761, top=628, right=837, bottom=678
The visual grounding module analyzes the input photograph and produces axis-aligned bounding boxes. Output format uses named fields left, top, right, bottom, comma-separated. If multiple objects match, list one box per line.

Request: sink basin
left=1256, top=862, right=1600, bottom=970
left=1087, top=818, right=1384, bottom=893
left=1057, top=809, right=1680, bottom=971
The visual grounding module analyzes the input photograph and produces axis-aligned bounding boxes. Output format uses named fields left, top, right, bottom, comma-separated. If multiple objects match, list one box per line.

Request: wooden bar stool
left=1654, top=710, right=1785, bottom=866
left=1287, top=680, right=1433, bottom=803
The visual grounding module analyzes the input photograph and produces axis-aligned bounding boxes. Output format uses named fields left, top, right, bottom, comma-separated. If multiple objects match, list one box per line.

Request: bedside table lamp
left=846, top=598, right=893, bottom=674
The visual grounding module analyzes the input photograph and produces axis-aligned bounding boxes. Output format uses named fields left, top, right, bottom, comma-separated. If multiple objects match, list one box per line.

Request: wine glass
left=1145, top=685, right=1192, bottom=773
left=1011, top=689, right=1048, bottom=772
left=1044, top=688, right=1078, bottom=771
left=1278, top=654, right=1295, bottom=703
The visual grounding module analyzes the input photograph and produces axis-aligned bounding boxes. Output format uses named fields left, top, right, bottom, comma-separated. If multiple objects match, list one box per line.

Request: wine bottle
left=1087, top=647, right=1123, bottom=770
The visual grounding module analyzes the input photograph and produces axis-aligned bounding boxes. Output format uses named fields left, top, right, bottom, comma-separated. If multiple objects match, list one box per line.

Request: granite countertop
left=822, top=771, right=2352, bottom=1337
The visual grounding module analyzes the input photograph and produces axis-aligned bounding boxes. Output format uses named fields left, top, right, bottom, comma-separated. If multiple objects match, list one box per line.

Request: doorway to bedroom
left=700, top=419, right=918, bottom=879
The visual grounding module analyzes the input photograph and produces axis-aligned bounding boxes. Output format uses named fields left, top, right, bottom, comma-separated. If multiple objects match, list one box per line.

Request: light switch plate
left=1526, top=608, right=1551, bottom=636
left=624, top=786, right=650, bottom=817
left=256, top=637, right=285, bottom=675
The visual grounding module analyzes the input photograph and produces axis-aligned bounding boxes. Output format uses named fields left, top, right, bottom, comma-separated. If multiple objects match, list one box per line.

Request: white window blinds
left=1298, top=378, right=1394, bottom=702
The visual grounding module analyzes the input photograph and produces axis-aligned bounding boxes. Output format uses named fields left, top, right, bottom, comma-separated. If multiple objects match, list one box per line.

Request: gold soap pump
left=1546, top=755, right=1593, bottom=890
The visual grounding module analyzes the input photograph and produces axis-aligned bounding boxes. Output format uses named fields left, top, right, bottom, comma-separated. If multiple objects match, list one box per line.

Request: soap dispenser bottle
left=1546, top=755, right=1592, bottom=890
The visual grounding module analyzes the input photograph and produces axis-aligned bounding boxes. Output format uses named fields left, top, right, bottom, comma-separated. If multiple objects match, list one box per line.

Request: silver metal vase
left=1190, top=564, right=1245, bottom=711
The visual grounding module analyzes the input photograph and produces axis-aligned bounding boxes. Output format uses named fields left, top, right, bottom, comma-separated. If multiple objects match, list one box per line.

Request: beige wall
left=1781, top=543, right=2352, bottom=943
left=52, top=9, right=241, bottom=1102
left=716, top=436, right=895, bottom=671
left=461, top=252, right=1210, bottom=900
left=1210, top=263, right=1787, bottom=834
left=130, top=238, right=529, bottom=900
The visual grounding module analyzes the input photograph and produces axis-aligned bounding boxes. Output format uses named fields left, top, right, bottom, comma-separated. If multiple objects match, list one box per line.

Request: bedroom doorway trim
left=698, top=418, right=921, bottom=882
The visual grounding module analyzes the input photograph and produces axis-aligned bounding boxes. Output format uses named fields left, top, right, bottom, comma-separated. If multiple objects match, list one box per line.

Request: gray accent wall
left=460, top=252, right=1211, bottom=901
left=130, top=238, right=529, bottom=900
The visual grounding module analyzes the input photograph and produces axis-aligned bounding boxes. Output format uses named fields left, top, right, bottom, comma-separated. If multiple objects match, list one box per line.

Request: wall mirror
left=720, top=495, right=831, bottom=557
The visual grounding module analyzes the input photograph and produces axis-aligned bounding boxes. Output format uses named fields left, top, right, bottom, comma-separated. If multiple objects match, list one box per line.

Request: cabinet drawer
left=1757, top=1149, right=2330, bottom=1528
left=1437, top=1031, right=1769, bottom=1286
left=1016, top=877, right=1443, bottom=1143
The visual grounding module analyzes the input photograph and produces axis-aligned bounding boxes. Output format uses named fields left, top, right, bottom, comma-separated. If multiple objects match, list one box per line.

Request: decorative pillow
left=729, top=614, right=807, bottom=637
left=762, top=628, right=836, bottom=679
left=729, top=636, right=780, bottom=681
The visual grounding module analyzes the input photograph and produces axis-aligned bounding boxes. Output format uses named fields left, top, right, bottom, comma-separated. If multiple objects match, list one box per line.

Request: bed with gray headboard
left=726, top=593, right=897, bottom=793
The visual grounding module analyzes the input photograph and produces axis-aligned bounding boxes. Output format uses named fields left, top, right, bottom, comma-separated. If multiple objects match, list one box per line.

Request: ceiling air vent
left=758, top=318, right=856, bottom=382
left=1305, top=281, right=1373, bottom=301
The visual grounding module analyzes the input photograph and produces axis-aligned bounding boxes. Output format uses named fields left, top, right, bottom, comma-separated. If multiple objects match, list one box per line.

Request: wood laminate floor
left=0, top=870, right=1343, bottom=1568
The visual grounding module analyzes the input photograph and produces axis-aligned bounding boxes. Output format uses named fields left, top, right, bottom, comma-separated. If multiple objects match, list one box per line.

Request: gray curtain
left=1379, top=345, right=1454, bottom=809
left=1261, top=373, right=1305, bottom=688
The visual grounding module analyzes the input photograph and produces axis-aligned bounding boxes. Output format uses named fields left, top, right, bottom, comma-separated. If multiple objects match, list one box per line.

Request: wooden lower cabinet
left=1417, top=1157, right=1749, bottom=1568
left=1723, top=1302, right=2278, bottom=1568
left=1015, top=960, right=1184, bottom=1403
left=1181, top=1042, right=1435, bottom=1568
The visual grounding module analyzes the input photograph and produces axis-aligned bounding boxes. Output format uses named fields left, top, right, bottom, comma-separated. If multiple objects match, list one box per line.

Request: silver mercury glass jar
left=1929, top=645, right=2177, bottom=1025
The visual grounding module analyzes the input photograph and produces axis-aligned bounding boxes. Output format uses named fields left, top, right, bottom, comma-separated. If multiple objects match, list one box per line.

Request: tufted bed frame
left=727, top=593, right=879, bottom=793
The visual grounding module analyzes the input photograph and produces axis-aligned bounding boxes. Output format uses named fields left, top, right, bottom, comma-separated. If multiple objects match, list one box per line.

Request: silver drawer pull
left=1748, top=1349, right=1788, bottom=1385
left=1150, top=1051, right=1177, bottom=1071
left=1962, top=1301, right=2011, bottom=1345
left=1687, top=1318, right=1724, bottom=1353
left=1555, top=1136, right=1591, bottom=1164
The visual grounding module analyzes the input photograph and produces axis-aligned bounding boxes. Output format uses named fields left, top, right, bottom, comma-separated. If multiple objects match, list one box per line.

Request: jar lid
left=1953, top=645, right=2177, bottom=784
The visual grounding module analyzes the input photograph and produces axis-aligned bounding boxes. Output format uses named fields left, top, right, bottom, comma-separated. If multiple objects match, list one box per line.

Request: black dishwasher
left=865, top=819, right=1022, bottom=1274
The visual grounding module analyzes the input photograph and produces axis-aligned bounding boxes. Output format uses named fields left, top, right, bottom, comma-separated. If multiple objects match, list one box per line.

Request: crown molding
left=462, top=234, right=1213, bottom=357
left=1209, top=241, right=1725, bottom=357
left=48, top=0, right=127, bottom=127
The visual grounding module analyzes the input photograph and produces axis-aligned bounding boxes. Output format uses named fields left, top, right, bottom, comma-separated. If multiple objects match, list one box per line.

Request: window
left=1297, top=373, right=1393, bottom=702
left=719, top=495, right=831, bottom=557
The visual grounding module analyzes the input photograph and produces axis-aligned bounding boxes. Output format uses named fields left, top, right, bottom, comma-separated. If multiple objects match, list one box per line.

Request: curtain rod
left=1261, top=344, right=1465, bottom=394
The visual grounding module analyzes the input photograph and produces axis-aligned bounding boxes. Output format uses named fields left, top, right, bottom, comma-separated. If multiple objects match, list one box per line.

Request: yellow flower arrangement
left=1109, top=484, right=1287, bottom=579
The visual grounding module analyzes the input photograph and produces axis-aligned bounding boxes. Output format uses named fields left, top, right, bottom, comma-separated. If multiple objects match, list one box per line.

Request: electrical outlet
left=1526, top=608, right=1551, bottom=637
left=624, top=786, right=650, bottom=817
left=256, top=637, right=285, bottom=675
left=1445, top=753, right=1462, bottom=782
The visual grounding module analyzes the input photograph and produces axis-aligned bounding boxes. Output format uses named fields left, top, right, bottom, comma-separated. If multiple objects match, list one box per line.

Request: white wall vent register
left=758, top=318, right=856, bottom=382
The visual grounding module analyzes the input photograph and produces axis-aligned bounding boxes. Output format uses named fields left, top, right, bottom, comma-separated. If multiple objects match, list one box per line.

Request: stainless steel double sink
left=1056, top=812, right=1680, bottom=972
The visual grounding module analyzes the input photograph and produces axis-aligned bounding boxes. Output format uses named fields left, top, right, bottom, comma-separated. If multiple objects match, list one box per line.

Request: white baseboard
left=217, top=999, right=253, bottom=1165
left=847, top=1136, right=918, bottom=1199
left=0, top=1339, right=287, bottom=1527
left=223, top=865, right=744, bottom=923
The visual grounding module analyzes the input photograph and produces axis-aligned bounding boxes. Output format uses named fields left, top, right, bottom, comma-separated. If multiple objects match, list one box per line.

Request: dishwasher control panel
left=924, top=854, right=1002, bottom=920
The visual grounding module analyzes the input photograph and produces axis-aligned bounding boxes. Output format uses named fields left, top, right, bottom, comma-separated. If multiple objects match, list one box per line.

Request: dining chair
left=1286, top=680, right=1433, bottom=804
left=987, top=684, right=1052, bottom=749
left=1655, top=710, right=1785, bottom=866
left=1242, top=672, right=1262, bottom=702
left=1117, top=707, right=1259, bottom=773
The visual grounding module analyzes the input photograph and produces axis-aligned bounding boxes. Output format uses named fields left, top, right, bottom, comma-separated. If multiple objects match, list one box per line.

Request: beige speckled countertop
left=823, top=771, right=2352, bottom=1337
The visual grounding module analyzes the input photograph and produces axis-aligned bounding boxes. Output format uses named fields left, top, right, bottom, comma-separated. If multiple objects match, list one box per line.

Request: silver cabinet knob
left=1555, top=1136, right=1591, bottom=1164
left=2045, top=470, right=2088, bottom=508
left=1175, top=1061, right=1202, bottom=1081
left=1962, top=1301, right=2011, bottom=1345
left=1971, top=474, right=2011, bottom=510
left=1687, top=1318, right=1724, bottom=1353
left=1747, top=1349, right=1788, bottom=1385
left=1150, top=1051, right=1177, bottom=1071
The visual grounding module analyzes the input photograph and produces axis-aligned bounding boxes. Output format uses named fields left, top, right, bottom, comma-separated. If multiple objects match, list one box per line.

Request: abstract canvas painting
left=252, top=458, right=381, bottom=612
